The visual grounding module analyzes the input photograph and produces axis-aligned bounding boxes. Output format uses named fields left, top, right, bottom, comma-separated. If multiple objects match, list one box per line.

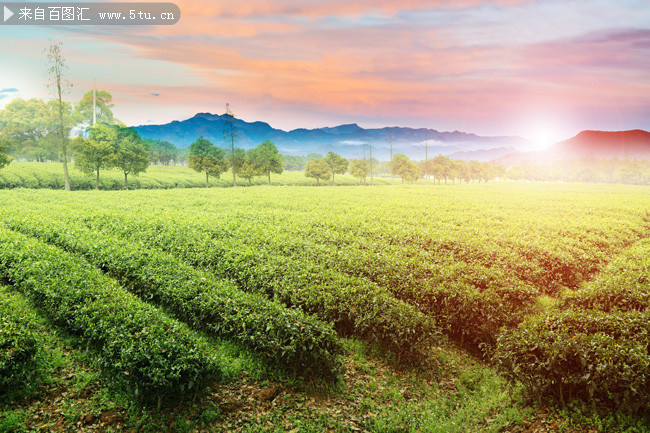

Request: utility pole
left=369, top=140, right=373, bottom=186
left=425, top=130, right=428, bottom=184
left=388, top=133, right=393, bottom=185
left=92, top=78, right=97, bottom=126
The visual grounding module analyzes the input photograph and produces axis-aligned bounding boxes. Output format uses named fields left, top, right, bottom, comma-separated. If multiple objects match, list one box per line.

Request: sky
left=1, top=0, right=649, bottom=146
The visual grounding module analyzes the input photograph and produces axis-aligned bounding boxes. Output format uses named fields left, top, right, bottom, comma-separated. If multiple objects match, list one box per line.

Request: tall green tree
left=391, top=153, right=420, bottom=183
left=146, top=139, right=178, bottom=165
left=252, top=140, right=283, bottom=185
left=324, top=151, right=348, bottom=186
left=239, top=149, right=265, bottom=186
left=282, top=155, right=307, bottom=171
left=112, top=127, right=150, bottom=190
left=305, top=158, right=332, bottom=186
left=76, top=90, right=115, bottom=128
left=349, top=159, right=369, bottom=185
left=0, top=141, right=12, bottom=169
left=223, top=102, right=238, bottom=187
left=0, top=98, right=57, bottom=161
left=188, top=137, right=227, bottom=187
left=46, top=39, right=73, bottom=191
left=72, top=124, right=117, bottom=190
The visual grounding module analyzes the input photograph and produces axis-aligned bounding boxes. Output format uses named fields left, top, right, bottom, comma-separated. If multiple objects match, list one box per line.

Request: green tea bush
left=0, top=228, right=219, bottom=402
left=80, top=214, right=440, bottom=361
left=0, top=287, right=42, bottom=395
left=4, top=216, right=343, bottom=379
left=495, top=239, right=650, bottom=412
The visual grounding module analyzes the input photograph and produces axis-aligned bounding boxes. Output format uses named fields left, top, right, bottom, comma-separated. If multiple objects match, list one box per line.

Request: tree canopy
left=304, top=158, right=332, bottom=186
left=76, top=90, right=116, bottom=128
left=324, top=151, right=348, bottom=185
left=349, top=159, right=369, bottom=185
left=251, top=140, right=283, bottom=185
left=188, top=137, right=227, bottom=187
left=112, top=127, right=150, bottom=189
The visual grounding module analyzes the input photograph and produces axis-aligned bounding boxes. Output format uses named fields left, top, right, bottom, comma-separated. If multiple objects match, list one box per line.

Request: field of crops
left=0, top=162, right=392, bottom=190
left=1, top=182, right=649, bottom=431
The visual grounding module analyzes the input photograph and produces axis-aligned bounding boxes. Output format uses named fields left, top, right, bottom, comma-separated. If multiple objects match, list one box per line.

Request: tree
left=349, top=159, right=369, bottom=185
left=305, top=158, right=332, bottom=186
left=228, top=147, right=246, bottom=184
left=283, top=155, right=307, bottom=171
left=46, top=39, right=73, bottom=191
left=223, top=102, right=238, bottom=187
left=251, top=140, right=283, bottom=185
left=76, top=90, right=115, bottom=128
left=239, top=149, right=265, bottom=186
left=0, top=141, right=12, bottom=169
left=188, top=137, right=227, bottom=187
left=146, top=139, right=178, bottom=165
left=0, top=98, right=57, bottom=161
left=72, top=124, right=117, bottom=190
left=112, top=127, right=150, bottom=189
left=324, top=151, right=348, bottom=185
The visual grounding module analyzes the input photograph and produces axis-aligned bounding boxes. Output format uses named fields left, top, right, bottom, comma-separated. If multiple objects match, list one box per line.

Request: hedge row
left=4, top=216, right=343, bottom=379
left=181, top=219, right=539, bottom=350
left=0, top=228, right=219, bottom=402
left=79, top=214, right=441, bottom=361
left=495, top=239, right=650, bottom=412
left=0, top=286, right=42, bottom=395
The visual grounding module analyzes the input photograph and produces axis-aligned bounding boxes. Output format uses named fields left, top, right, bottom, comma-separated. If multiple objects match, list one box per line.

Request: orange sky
left=1, top=0, right=649, bottom=143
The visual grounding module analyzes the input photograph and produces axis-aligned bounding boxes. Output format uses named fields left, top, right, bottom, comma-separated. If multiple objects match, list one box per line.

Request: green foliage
left=495, top=239, right=650, bottom=413
left=0, top=142, right=11, bottom=169
left=324, top=151, right=348, bottom=184
left=2, top=213, right=344, bottom=379
left=74, top=212, right=440, bottom=360
left=76, top=90, right=116, bottom=128
left=391, top=153, right=420, bottom=183
left=188, top=137, right=228, bottom=187
left=0, top=228, right=220, bottom=402
left=0, top=287, right=42, bottom=396
left=251, top=140, right=283, bottom=185
left=283, top=154, right=307, bottom=171
left=0, top=97, right=59, bottom=161
left=304, top=158, right=332, bottom=186
left=349, top=159, right=369, bottom=184
left=146, top=139, right=178, bottom=165
left=111, top=127, right=150, bottom=189
left=73, top=124, right=119, bottom=189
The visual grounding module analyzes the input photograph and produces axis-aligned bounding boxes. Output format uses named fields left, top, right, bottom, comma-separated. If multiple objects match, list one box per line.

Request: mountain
left=134, top=113, right=534, bottom=160
left=499, top=130, right=650, bottom=166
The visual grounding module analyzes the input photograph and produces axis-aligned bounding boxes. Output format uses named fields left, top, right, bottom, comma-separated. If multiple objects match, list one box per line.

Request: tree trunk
left=248, top=178, right=252, bottom=186
left=267, top=171, right=271, bottom=186
left=316, top=178, right=319, bottom=186
left=124, top=172, right=129, bottom=190
left=95, top=169, right=99, bottom=190
left=62, top=149, right=71, bottom=191
left=232, top=167, right=236, bottom=187
left=331, top=174, right=334, bottom=186
left=206, top=172, right=209, bottom=188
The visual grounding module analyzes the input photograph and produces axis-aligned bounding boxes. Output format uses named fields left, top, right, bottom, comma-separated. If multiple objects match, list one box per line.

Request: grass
left=0, top=161, right=394, bottom=190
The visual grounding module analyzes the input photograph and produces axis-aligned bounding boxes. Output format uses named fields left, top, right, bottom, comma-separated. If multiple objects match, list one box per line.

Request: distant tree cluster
left=188, top=137, right=283, bottom=188
left=505, top=158, right=650, bottom=185
left=296, top=151, right=505, bottom=186
left=71, top=124, right=149, bottom=190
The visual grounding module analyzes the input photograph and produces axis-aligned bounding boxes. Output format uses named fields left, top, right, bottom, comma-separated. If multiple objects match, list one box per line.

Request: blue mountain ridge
left=134, top=112, right=533, bottom=160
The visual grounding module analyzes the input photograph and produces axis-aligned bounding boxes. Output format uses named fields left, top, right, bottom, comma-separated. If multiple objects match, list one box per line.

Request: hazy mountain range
left=499, top=130, right=650, bottom=166
left=134, top=113, right=534, bottom=160
left=134, top=113, right=650, bottom=163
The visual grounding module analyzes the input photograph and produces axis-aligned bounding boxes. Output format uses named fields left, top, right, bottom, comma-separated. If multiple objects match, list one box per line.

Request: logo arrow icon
left=4, top=6, right=14, bottom=22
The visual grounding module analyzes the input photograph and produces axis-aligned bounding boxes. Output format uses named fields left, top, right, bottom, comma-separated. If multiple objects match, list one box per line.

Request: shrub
left=0, top=228, right=220, bottom=403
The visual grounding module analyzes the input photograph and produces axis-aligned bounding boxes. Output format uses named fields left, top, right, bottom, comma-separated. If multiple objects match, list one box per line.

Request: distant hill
left=133, top=113, right=533, bottom=160
left=499, top=130, right=650, bottom=166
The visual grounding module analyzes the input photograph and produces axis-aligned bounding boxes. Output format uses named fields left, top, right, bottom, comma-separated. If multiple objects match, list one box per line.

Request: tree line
left=300, top=152, right=505, bottom=185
